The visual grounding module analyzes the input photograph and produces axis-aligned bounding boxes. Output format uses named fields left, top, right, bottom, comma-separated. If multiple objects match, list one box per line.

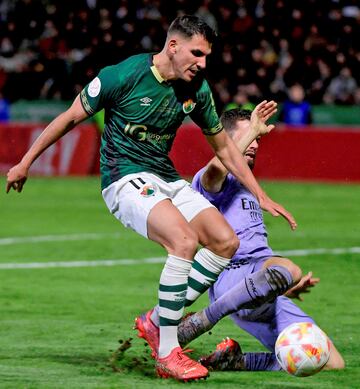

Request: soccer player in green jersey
left=6, top=15, right=296, bottom=381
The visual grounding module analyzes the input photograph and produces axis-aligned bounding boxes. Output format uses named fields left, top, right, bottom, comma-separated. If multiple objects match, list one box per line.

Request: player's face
left=171, top=34, right=212, bottom=82
left=233, top=120, right=259, bottom=170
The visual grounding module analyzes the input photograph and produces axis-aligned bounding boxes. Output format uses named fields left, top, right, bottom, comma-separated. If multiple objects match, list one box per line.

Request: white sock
left=158, top=255, right=192, bottom=358
left=185, top=248, right=229, bottom=306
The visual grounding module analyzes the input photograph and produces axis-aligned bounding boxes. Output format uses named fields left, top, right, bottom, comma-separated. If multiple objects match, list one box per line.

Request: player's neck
left=153, top=52, right=176, bottom=81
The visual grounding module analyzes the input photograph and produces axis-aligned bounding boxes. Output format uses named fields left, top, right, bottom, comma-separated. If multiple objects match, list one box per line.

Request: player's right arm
left=6, top=95, right=89, bottom=193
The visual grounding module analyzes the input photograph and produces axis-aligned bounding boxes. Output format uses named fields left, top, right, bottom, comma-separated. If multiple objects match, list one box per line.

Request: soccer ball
left=275, top=322, right=331, bottom=377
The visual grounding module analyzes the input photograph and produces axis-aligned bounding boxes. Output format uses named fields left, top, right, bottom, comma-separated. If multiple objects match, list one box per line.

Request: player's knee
left=275, top=258, right=302, bottom=284
left=169, top=228, right=199, bottom=258
left=326, top=349, right=345, bottom=370
left=332, top=357, right=345, bottom=369
left=326, top=357, right=345, bottom=370
left=287, top=261, right=302, bottom=284
left=208, top=230, right=239, bottom=258
left=223, top=232, right=240, bottom=257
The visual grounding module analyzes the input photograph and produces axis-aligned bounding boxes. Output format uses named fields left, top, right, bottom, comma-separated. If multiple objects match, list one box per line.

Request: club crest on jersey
left=182, top=99, right=196, bottom=114
left=140, top=184, right=156, bottom=197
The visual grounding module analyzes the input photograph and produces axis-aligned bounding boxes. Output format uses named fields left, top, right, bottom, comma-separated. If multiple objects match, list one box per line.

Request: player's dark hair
left=168, top=15, right=216, bottom=43
left=220, top=108, right=252, bottom=136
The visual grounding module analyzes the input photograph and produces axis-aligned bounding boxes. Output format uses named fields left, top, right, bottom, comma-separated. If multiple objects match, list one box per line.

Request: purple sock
left=245, top=353, right=282, bottom=371
left=205, top=265, right=293, bottom=324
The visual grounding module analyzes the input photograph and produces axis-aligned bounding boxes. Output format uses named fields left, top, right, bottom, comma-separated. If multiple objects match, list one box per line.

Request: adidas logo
left=140, top=97, right=152, bottom=106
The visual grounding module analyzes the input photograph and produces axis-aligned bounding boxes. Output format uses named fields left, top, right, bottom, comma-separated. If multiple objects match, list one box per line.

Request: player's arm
left=6, top=95, right=89, bottom=193
left=202, top=100, right=277, bottom=193
left=206, top=130, right=297, bottom=229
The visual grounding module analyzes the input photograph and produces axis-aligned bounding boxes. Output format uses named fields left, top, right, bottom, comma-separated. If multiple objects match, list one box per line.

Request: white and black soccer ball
left=275, top=322, right=331, bottom=377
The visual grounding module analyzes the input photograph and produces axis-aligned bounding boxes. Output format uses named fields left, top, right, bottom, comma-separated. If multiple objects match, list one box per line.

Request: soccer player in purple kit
left=138, top=104, right=344, bottom=372
left=177, top=107, right=345, bottom=372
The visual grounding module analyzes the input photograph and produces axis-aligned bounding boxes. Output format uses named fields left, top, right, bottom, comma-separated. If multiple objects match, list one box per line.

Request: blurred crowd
left=0, top=0, right=359, bottom=111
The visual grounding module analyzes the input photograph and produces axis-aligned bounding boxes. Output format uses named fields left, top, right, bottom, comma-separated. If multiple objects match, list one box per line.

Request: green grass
left=0, top=177, right=359, bottom=388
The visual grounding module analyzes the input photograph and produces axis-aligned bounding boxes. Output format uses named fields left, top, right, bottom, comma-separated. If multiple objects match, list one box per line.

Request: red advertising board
left=0, top=123, right=100, bottom=175
left=169, top=124, right=360, bottom=182
left=2, top=123, right=360, bottom=182
left=254, top=126, right=360, bottom=182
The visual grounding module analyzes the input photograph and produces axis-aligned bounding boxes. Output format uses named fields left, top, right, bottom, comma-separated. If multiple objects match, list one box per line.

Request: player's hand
left=6, top=162, right=29, bottom=193
left=285, top=272, right=320, bottom=301
left=250, top=100, right=277, bottom=137
left=259, top=195, right=297, bottom=230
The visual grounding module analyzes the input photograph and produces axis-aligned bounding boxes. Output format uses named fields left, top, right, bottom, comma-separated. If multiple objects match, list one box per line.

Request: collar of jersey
left=150, top=64, right=166, bottom=84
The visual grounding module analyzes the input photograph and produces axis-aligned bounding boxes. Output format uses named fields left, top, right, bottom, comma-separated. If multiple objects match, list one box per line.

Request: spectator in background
left=279, top=84, right=312, bottom=126
left=0, top=0, right=359, bottom=109
left=0, top=92, right=10, bottom=122
left=224, top=85, right=256, bottom=112
left=324, top=67, right=358, bottom=105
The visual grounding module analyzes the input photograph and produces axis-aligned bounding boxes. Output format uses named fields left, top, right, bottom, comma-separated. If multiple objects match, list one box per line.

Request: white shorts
left=102, top=173, right=215, bottom=238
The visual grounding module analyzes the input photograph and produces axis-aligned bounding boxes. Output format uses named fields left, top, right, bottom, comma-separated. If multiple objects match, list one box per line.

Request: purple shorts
left=209, top=256, right=315, bottom=352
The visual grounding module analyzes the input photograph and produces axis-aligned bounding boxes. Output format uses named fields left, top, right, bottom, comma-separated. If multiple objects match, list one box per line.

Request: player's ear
left=168, top=38, right=178, bottom=54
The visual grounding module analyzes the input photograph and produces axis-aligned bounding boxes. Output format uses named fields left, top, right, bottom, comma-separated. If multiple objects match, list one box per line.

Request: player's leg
left=136, top=184, right=236, bottom=360
left=177, top=259, right=253, bottom=345
left=147, top=198, right=197, bottom=358
left=182, top=261, right=282, bottom=371
left=185, top=206, right=239, bottom=306
left=103, top=175, right=208, bottom=379
left=273, top=296, right=345, bottom=370
left=178, top=257, right=300, bottom=341
left=262, top=256, right=302, bottom=283
left=149, top=184, right=238, bottom=316
left=199, top=323, right=281, bottom=371
left=323, top=343, right=345, bottom=369
left=203, top=255, right=301, bottom=323
left=198, top=296, right=302, bottom=371
left=147, top=199, right=211, bottom=379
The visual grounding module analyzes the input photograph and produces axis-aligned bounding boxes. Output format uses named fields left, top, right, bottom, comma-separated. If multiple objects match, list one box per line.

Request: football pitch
left=1, top=176, right=359, bottom=388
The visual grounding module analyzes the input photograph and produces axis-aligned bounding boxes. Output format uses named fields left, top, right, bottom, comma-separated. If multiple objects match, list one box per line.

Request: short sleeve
left=80, top=65, right=123, bottom=116
left=192, top=168, right=230, bottom=208
left=190, top=79, right=223, bottom=136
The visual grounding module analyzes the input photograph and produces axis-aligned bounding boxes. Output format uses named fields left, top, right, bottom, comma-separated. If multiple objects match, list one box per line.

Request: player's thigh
left=275, top=296, right=315, bottom=336
left=172, top=182, right=215, bottom=224
left=230, top=313, right=278, bottom=352
left=190, top=207, right=239, bottom=257
left=147, top=198, right=198, bottom=258
left=103, top=176, right=198, bottom=257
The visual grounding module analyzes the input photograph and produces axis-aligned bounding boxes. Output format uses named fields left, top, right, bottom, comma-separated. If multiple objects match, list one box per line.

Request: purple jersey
left=192, top=168, right=273, bottom=260
left=193, top=169, right=316, bottom=357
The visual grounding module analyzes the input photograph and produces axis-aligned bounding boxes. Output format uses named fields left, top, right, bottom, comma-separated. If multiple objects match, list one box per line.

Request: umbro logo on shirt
left=140, top=97, right=152, bottom=106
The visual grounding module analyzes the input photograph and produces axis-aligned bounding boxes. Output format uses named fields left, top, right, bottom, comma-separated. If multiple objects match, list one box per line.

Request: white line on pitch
left=0, top=233, right=122, bottom=245
left=278, top=247, right=360, bottom=256
left=0, top=247, right=359, bottom=270
left=0, top=257, right=165, bottom=269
